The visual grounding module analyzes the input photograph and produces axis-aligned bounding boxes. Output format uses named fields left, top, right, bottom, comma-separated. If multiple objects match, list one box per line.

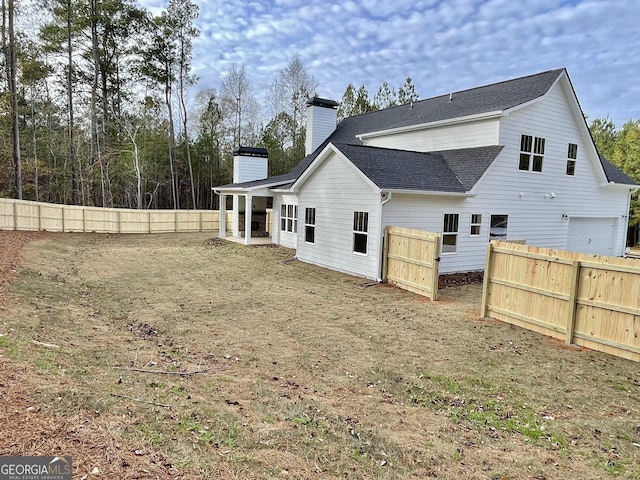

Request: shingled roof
left=215, top=68, right=635, bottom=192
left=329, top=68, right=565, bottom=141
left=332, top=143, right=504, bottom=192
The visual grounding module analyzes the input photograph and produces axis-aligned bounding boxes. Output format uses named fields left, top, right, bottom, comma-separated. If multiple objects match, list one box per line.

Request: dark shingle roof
left=332, top=143, right=503, bottom=192
left=328, top=69, right=565, bottom=143
left=217, top=70, right=563, bottom=191
left=215, top=173, right=294, bottom=190
left=599, top=154, right=637, bottom=185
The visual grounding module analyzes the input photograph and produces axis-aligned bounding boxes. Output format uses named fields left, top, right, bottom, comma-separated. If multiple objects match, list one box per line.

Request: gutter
left=383, top=188, right=474, bottom=197
left=377, top=191, right=393, bottom=282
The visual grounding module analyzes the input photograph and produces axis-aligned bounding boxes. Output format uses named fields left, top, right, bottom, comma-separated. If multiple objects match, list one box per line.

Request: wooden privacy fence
left=482, top=241, right=640, bottom=362
left=383, top=226, right=441, bottom=301
left=0, top=198, right=232, bottom=234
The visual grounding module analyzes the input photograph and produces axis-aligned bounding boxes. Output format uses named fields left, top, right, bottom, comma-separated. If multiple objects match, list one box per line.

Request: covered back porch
left=217, top=186, right=274, bottom=245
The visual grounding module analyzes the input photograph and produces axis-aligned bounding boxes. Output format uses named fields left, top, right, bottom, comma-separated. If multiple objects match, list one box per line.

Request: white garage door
left=567, top=217, right=617, bottom=256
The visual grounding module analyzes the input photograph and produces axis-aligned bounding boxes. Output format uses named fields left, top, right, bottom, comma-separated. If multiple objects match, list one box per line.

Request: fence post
left=381, top=227, right=390, bottom=282
left=431, top=234, right=441, bottom=302
left=565, top=260, right=580, bottom=345
left=12, top=200, right=17, bottom=230
left=37, top=203, right=41, bottom=231
left=480, top=242, right=494, bottom=318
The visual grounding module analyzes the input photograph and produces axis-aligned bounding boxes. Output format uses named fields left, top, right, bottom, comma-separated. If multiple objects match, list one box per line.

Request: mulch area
left=438, top=270, right=484, bottom=289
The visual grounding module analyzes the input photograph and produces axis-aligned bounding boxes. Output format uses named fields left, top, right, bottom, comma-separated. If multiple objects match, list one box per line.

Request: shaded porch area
left=217, top=189, right=274, bottom=246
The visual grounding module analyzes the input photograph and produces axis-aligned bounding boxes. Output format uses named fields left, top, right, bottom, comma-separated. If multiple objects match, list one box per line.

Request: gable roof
left=331, top=143, right=503, bottom=192
left=330, top=69, right=565, bottom=142
left=215, top=68, right=635, bottom=193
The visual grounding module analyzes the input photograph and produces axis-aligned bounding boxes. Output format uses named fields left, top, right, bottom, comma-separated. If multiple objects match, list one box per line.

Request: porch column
left=244, top=193, right=252, bottom=245
left=218, top=194, right=227, bottom=238
left=232, top=195, right=239, bottom=237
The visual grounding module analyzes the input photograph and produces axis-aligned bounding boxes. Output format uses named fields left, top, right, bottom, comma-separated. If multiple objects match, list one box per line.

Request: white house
left=214, top=68, right=637, bottom=280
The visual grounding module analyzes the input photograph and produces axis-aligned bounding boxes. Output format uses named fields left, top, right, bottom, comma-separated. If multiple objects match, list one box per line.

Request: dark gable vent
left=233, top=146, right=268, bottom=158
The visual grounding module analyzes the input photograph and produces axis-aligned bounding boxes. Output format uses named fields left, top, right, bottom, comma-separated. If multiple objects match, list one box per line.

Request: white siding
left=297, top=153, right=381, bottom=280
left=233, top=155, right=268, bottom=183
left=272, top=193, right=298, bottom=249
left=364, top=118, right=500, bottom=152
left=382, top=194, right=487, bottom=274
left=378, top=80, right=631, bottom=273
left=475, top=80, right=630, bottom=256
left=306, top=105, right=338, bottom=155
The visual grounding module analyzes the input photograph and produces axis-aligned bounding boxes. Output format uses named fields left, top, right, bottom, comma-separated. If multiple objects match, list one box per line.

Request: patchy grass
left=1, top=232, right=639, bottom=479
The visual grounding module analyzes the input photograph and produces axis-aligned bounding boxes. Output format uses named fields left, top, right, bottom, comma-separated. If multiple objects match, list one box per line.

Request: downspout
left=377, top=191, right=392, bottom=281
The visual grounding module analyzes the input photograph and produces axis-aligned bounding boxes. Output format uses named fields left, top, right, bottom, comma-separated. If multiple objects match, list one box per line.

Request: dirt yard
left=0, top=231, right=639, bottom=479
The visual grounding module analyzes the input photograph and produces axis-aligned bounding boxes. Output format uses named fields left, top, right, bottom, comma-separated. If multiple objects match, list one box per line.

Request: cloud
left=151, top=0, right=640, bottom=126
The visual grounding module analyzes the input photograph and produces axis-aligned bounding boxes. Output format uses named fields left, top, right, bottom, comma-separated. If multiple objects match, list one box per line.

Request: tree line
left=589, top=117, right=640, bottom=244
left=1, top=1, right=638, bottom=223
left=0, top=0, right=425, bottom=210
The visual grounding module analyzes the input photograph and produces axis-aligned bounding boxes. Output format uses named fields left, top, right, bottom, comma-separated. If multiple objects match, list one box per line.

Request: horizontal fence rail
left=0, top=198, right=233, bottom=234
left=383, top=226, right=441, bottom=301
left=481, top=241, right=640, bottom=362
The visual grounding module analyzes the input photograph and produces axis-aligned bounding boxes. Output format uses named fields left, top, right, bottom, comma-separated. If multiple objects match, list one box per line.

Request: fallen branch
left=110, top=393, right=172, bottom=409
left=115, top=366, right=226, bottom=376
left=32, top=340, right=60, bottom=349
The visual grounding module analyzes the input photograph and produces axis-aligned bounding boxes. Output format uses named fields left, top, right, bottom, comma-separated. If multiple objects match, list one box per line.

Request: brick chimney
left=305, top=97, right=338, bottom=156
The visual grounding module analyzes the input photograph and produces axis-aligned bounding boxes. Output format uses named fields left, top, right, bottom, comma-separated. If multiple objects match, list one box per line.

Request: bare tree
left=267, top=55, right=318, bottom=148
left=220, top=64, right=259, bottom=150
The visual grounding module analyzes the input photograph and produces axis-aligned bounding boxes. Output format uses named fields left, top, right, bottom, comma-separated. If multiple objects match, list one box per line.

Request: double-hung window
left=353, top=211, right=368, bottom=254
left=442, top=214, right=459, bottom=253
left=470, top=214, right=482, bottom=236
left=280, top=204, right=297, bottom=233
left=305, top=208, right=316, bottom=244
left=566, top=143, right=577, bottom=176
left=518, top=134, right=545, bottom=172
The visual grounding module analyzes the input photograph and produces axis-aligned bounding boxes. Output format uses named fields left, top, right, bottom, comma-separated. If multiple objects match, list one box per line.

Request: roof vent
left=449, top=92, right=453, bottom=102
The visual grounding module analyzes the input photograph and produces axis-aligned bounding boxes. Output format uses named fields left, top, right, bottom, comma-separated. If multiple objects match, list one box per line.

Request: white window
left=353, top=211, right=368, bottom=254
left=490, top=214, right=508, bottom=240
left=566, top=143, right=577, bottom=176
left=470, top=214, right=482, bottom=236
left=280, top=204, right=297, bottom=233
left=519, top=134, right=545, bottom=172
left=304, top=208, right=315, bottom=244
left=442, top=213, right=459, bottom=253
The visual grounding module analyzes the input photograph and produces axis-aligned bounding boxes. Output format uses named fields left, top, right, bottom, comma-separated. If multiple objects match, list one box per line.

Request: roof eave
left=213, top=180, right=293, bottom=194
left=356, top=110, right=504, bottom=141
left=601, top=182, right=639, bottom=190
left=382, top=188, right=474, bottom=197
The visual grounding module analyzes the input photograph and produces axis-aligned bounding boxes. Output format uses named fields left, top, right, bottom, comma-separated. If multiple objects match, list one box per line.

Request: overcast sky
left=138, top=0, right=639, bottom=127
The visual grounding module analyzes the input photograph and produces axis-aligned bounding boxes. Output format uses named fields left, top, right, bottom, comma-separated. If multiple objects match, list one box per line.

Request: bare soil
left=0, top=232, right=639, bottom=479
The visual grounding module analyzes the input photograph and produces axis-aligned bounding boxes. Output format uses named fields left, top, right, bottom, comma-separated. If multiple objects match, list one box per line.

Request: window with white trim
left=518, top=134, right=545, bottom=172
left=490, top=214, right=508, bottom=240
left=304, top=208, right=316, bottom=244
left=566, top=143, right=577, bottom=176
left=353, top=211, right=368, bottom=254
left=280, top=204, right=297, bottom=233
left=442, top=213, right=459, bottom=253
left=470, top=214, right=482, bottom=236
